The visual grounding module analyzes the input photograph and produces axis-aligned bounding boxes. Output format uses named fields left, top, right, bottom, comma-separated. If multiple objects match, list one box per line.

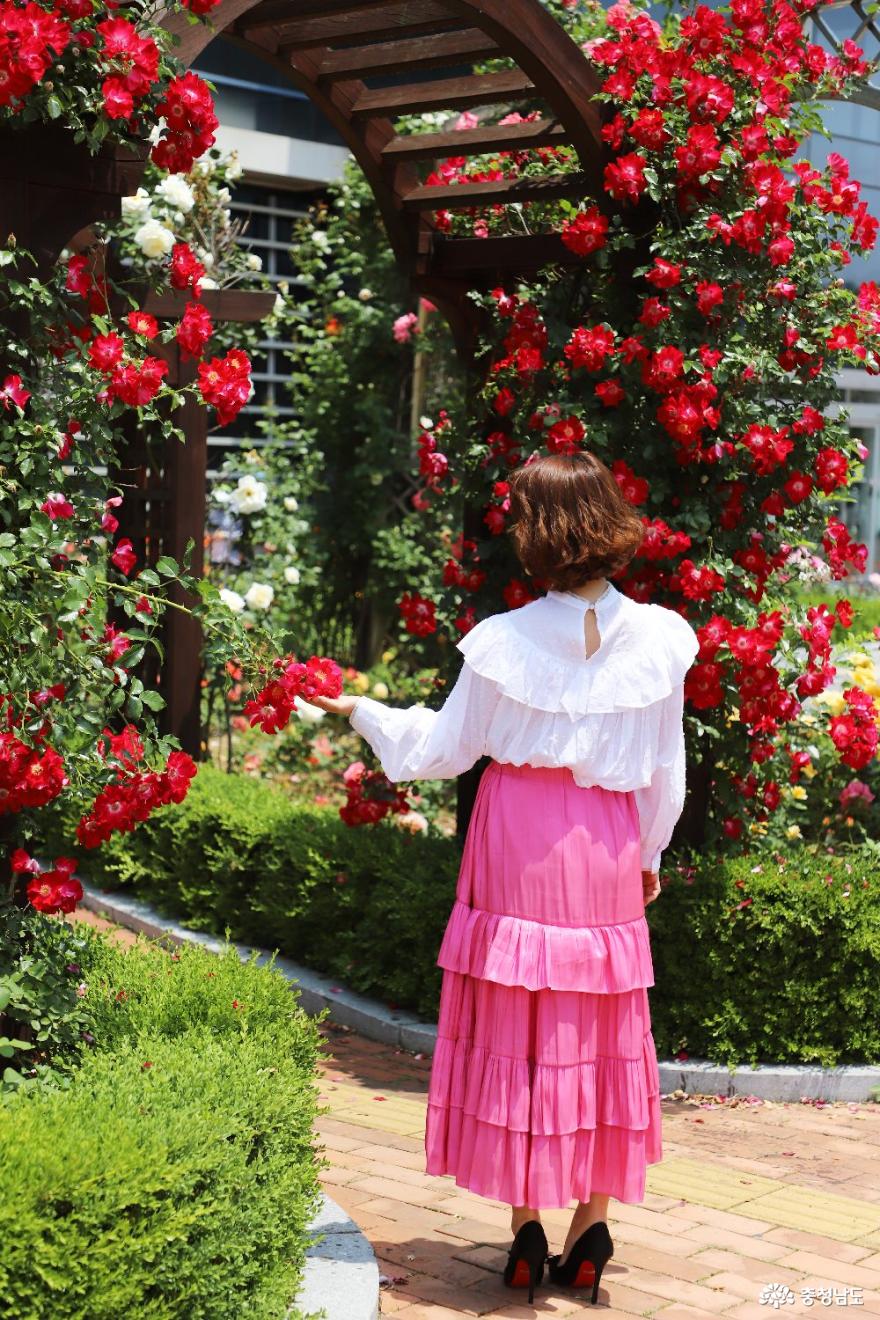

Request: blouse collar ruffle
left=455, top=582, right=699, bottom=716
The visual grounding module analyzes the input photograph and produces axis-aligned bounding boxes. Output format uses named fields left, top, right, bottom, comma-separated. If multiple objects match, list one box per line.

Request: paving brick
left=591, top=1277, right=677, bottom=1315
left=761, top=1227, right=874, bottom=1263
left=667, top=1206, right=778, bottom=1238
left=349, top=1175, right=448, bottom=1207
left=433, top=1219, right=513, bottom=1248
left=679, top=1225, right=789, bottom=1263
left=606, top=1267, right=734, bottom=1312
left=687, top=1251, right=804, bottom=1287
left=654, top=1307, right=731, bottom=1320
left=451, top=1245, right=509, bottom=1273
left=773, top=1251, right=880, bottom=1291
left=614, top=1202, right=705, bottom=1238
left=614, top=1220, right=723, bottom=1260
left=351, top=1141, right=428, bottom=1170
left=612, top=1242, right=718, bottom=1283
left=692, top=1273, right=776, bottom=1304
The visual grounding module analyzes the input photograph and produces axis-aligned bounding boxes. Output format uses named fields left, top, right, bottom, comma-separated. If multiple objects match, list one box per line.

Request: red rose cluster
left=197, top=350, right=253, bottom=427
left=87, top=330, right=169, bottom=407
left=0, top=730, right=67, bottom=815
left=829, top=688, right=880, bottom=770
left=243, top=656, right=343, bottom=735
left=97, top=17, right=159, bottom=123
left=152, top=71, right=219, bottom=174
left=0, top=1, right=69, bottom=108
left=398, top=592, right=437, bottom=637
left=339, top=761, right=410, bottom=827
left=76, top=728, right=196, bottom=847
left=12, top=850, right=83, bottom=915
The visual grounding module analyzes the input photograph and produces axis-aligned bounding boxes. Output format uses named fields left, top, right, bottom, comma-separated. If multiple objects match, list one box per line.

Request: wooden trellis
left=162, top=0, right=607, bottom=355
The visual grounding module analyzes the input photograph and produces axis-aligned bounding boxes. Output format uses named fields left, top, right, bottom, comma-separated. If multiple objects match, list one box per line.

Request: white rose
left=156, top=174, right=195, bottom=214
left=372, top=681, right=389, bottom=699
left=312, top=230, right=330, bottom=250
left=284, top=566, right=301, bottom=585
left=200, top=277, right=219, bottom=290
left=147, top=121, right=164, bottom=147
left=225, top=154, right=243, bottom=180
left=121, top=188, right=151, bottom=220
left=230, top=475, right=268, bottom=515
left=419, top=415, right=433, bottom=430
left=217, top=187, right=231, bottom=205
left=283, top=496, right=299, bottom=512
left=219, top=588, right=245, bottom=613
left=198, top=250, right=215, bottom=269
left=245, top=582, right=274, bottom=611
left=133, top=219, right=175, bottom=259
left=293, top=696, right=326, bottom=724
left=396, top=810, right=429, bottom=834
left=358, top=287, right=373, bottom=301
left=246, top=253, right=263, bottom=271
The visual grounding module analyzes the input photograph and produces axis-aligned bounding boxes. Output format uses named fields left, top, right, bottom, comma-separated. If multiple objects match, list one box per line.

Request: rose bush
left=0, top=0, right=347, bottom=931
left=374, top=0, right=880, bottom=854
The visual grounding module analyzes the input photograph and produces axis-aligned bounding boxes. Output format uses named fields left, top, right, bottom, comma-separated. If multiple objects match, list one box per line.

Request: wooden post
left=124, top=289, right=277, bottom=757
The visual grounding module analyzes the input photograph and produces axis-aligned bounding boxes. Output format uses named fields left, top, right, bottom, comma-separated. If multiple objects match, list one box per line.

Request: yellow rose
left=790, top=785, right=807, bottom=801
left=813, top=690, right=846, bottom=716
left=785, top=825, right=803, bottom=840
left=381, top=649, right=395, bottom=663
left=802, top=762, right=817, bottom=779
left=352, top=672, right=370, bottom=694
left=372, top=681, right=389, bottom=699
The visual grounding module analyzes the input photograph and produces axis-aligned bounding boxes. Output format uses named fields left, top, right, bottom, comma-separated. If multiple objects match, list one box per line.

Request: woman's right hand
left=642, top=870, right=661, bottom=905
left=308, top=693, right=361, bottom=717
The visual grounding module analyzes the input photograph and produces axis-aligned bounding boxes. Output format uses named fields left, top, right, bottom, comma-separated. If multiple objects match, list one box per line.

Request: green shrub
left=648, top=851, right=880, bottom=1068
left=0, top=932, right=326, bottom=1319
left=0, top=908, right=95, bottom=1092
left=79, top=766, right=880, bottom=1066
left=82, top=765, right=460, bottom=1019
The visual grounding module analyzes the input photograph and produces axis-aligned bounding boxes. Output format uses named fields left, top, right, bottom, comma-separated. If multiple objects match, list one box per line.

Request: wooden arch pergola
left=163, top=0, right=605, bottom=354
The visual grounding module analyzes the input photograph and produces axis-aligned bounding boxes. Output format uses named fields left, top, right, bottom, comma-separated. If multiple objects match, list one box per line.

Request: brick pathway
left=315, top=1022, right=880, bottom=1320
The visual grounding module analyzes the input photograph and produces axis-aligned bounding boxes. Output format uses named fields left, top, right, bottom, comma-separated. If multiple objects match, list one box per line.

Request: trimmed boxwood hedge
left=0, top=927, right=326, bottom=1319
left=79, top=766, right=880, bottom=1068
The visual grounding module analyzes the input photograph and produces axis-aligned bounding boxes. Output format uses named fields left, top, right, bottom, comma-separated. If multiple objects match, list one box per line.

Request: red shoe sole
left=510, top=1259, right=532, bottom=1287
left=573, top=1261, right=597, bottom=1289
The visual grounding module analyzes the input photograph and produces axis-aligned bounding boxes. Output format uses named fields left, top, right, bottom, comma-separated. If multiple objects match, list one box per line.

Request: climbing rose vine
left=390, top=0, right=879, bottom=851
left=0, top=0, right=352, bottom=912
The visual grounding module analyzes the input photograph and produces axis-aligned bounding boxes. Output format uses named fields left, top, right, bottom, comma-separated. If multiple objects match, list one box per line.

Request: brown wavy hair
left=507, top=452, right=645, bottom=591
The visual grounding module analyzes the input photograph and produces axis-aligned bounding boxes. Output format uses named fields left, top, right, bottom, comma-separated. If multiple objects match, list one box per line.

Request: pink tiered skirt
left=424, top=760, right=662, bottom=1208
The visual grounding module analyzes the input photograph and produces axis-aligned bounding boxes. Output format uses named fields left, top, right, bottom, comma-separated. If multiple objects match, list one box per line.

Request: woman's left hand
left=308, top=693, right=361, bottom=717
left=641, top=870, right=661, bottom=905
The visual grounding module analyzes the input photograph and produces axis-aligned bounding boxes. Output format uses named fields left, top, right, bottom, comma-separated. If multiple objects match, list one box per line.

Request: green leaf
left=140, top=689, right=165, bottom=711
left=155, top=556, right=178, bottom=577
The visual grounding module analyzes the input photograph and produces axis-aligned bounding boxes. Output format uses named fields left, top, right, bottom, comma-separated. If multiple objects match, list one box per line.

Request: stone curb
left=81, top=886, right=880, bottom=1105
left=292, top=1192, right=379, bottom=1320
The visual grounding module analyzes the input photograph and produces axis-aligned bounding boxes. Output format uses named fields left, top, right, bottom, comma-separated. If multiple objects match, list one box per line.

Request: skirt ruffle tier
left=424, top=760, right=663, bottom=1209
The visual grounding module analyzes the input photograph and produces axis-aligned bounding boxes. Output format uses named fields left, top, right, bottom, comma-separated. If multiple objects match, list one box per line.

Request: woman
left=311, top=451, right=699, bottom=1306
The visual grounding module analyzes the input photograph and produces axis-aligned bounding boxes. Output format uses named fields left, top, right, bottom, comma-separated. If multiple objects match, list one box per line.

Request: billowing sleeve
left=632, top=682, right=688, bottom=874
left=348, top=658, right=500, bottom=781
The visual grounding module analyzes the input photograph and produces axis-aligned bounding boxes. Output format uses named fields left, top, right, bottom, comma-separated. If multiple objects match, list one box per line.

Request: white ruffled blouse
left=349, top=579, right=701, bottom=873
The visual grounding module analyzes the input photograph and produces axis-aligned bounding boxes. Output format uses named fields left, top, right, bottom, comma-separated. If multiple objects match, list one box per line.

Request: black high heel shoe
left=547, top=1220, right=614, bottom=1304
left=502, top=1219, right=548, bottom=1304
